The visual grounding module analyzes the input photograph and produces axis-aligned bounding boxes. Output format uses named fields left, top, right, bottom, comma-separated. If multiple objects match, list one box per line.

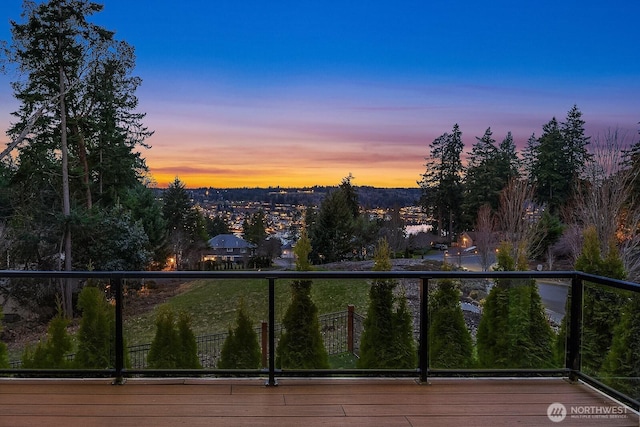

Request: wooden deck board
left=0, top=377, right=637, bottom=427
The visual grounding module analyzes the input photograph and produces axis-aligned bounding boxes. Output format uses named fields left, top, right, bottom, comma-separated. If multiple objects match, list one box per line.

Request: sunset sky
left=0, top=1, right=638, bottom=188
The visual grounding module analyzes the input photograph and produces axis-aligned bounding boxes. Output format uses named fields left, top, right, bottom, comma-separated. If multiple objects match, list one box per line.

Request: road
left=425, top=250, right=569, bottom=323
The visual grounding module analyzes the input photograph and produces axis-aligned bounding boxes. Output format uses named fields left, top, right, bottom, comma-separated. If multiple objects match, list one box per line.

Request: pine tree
left=276, top=230, right=329, bottom=369
left=242, top=210, right=267, bottom=245
left=309, top=178, right=359, bottom=263
left=428, top=265, right=474, bottom=368
left=530, top=118, right=567, bottom=213
left=358, top=238, right=416, bottom=369
left=560, top=105, right=592, bottom=181
left=162, top=178, right=208, bottom=269
left=218, top=301, right=261, bottom=369
left=419, top=124, right=464, bottom=238
left=5, top=0, right=152, bottom=314
left=463, top=127, right=506, bottom=226
left=528, top=106, right=591, bottom=214
left=496, top=132, right=521, bottom=185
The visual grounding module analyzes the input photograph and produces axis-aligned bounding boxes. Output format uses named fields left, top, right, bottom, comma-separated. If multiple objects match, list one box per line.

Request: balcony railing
left=0, top=269, right=638, bottom=412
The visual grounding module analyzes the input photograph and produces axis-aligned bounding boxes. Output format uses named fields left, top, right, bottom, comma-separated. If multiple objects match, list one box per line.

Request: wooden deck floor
left=0, top=377, right=637, bottom=426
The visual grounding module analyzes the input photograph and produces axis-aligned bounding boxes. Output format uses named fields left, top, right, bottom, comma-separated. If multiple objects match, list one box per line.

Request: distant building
left=202, top=234, right=255, bottom=264
left=459, top=232, right=475, bottom=249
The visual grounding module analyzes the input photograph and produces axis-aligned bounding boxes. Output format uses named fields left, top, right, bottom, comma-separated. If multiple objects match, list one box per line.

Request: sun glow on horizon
left=148, top=165, right=421, bottom=189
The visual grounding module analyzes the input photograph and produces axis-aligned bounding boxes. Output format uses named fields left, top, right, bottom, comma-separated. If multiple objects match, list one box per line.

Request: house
left=202, top=234, right=255, bottom=266
left=459, top=231, right=475, bottom=249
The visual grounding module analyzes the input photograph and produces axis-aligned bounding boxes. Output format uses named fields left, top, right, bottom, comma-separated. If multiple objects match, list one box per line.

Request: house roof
left=208, top=234, right=255, bottom=249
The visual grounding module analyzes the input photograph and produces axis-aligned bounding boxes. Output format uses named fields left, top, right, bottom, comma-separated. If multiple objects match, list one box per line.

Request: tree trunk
left=59, top=7, right=73, bottom=319
left=70, top=122, right=92, bottom=209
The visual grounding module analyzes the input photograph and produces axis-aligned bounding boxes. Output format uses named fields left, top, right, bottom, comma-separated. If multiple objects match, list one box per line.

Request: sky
left=0, top=1, right=638, bottom=188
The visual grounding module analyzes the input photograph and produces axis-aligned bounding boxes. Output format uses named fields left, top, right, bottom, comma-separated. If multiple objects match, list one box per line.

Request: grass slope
left=124, top=278, right=371, bottom=346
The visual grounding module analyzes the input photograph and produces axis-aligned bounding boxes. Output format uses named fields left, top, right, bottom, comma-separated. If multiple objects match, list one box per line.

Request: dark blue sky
left=0, top=0, right=638, bottom=187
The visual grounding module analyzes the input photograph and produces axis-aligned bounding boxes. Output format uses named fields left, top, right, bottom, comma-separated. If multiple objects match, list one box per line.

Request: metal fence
left=125, top=309, right=364, bottom=369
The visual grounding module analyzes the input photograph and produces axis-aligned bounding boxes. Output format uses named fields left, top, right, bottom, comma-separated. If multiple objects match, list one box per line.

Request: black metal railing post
left=567, top=274, right=583, bottom=381
left=266, top=277, right=277, bottom=386
left=419, top=277, right=429, bottom=383
left=113, top=276, right=125, bottom=384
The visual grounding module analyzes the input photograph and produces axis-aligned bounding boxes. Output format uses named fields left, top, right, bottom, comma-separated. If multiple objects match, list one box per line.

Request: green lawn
left=124, top=277, right=371, bottom=346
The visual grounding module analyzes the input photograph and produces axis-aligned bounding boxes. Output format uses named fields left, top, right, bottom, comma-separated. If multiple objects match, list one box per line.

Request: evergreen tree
left=529, top=211, right=564, bottom=261
left=162, top=178, right=207, bottom=269
left=495, top=131, right=521, bottom=185
left=22, top=308, right=72, bottom=369
left=276, top=230, right=329, bottom=369
left=205, top=215, right=231, bottom=238
left=428, top=265, right=474, bottom=368
left=242, top=210, right=267, bottom=245
left=218, top=301, right=261, bottom=369
left=521, top=133, right=538, bottom=180
left=530, top=117, right=567, bottom=213
left=4, top=0, right=152, bottom=315
left=147, top=305, right=201, bottom=369
left=0, top=308, right=9, bottom=368
left=600, top=294, right=640, bottom=399
left=358, top=238, right=416, bottom=369
left=571, top=226, right=626, bottom=375
left=123, top=184, right=169, bottom=270
left=462, top=128, right=501, bottom=225
left=476, top=242, right=554, bottom=368
left=176, top=311, right=201, bottom=369
left=529, top=106, right=591, bottom=214
left=560, top=105, right=592, bottom=181
left=309, top=178, right=359, bottom=263
left=419, top=124, right=464, bottom=238
left=74, top=286, right=115, bottom=369
left=72, top=205, right=151, bottom=271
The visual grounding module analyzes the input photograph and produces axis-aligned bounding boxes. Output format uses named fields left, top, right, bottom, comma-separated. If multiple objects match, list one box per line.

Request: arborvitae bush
left=476, top=241, right=554, bottom=369
left=218, top=301, right=261, bottom=369
left=428, top=266, right=474, bottom=368
left=600, top=294, right=640, bottom=400
left=177, top=311, right=201, bottom=369
left=276, top=230, right=329, bottom=369
left=22, top=308, right=72, bottom=369
left=147, top=305, right=201, bottom=369
left=358, top=238, right=416, bottom=369
left=74, top=286, right=115, bottom=369
left=563, top=226, right=626, bottom=374
left=0, top=309, right=9, bottom=368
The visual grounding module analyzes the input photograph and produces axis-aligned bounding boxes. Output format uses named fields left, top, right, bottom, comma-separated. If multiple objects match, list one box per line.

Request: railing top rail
left=576, top=271, right=640, bottom=293
left=1, top=269, right=638, bottom=293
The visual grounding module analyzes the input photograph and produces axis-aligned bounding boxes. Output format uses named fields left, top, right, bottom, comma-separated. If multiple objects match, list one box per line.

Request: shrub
left=22, top=308, right=72, bottom=369
left=276, top=229, right=329, bottom=369
left=429, top=267, right=474, bottom=368
left=0, top=308, right=8, bottom=369
left=147, top=305, right=201, bottom=369
left=358, top=238, right=416, bottom=369
left=74, top=286, right=117, bottom=369
left=218, top=301, right=261, bottom=369
left=476, top=241, right=554, bottom=369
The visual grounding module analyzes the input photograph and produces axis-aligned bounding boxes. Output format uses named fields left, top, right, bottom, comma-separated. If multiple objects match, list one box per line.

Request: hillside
left=154, top=186, right=422, bottom=209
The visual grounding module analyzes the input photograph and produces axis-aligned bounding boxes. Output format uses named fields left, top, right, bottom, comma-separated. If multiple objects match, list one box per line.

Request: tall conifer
left=276, top=230, right=329, bottom=369
left=358, top=239, right=416, bottom=369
